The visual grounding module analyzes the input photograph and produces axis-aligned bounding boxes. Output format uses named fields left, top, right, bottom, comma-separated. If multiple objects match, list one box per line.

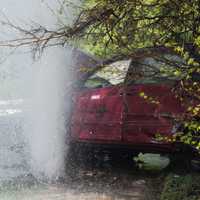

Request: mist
left=0, top=0, right=79, bottom=181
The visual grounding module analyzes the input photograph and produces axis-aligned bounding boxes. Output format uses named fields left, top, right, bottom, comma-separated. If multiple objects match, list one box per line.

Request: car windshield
left=84, top=60, right=131, bottom=89
left=126, top=54, right=186, bottom=84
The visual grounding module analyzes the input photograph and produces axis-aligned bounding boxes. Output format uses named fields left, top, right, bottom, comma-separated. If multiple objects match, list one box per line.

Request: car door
left=123, top=55, right=185, bottom=144
left=71, top=60, right=130, bottom=142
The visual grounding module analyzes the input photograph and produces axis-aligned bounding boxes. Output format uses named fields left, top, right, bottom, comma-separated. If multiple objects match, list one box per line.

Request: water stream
left=0, top=0, right=79, bottom=196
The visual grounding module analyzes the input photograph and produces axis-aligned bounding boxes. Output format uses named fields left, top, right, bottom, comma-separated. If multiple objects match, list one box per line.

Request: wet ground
left=65, top=153, right=148, bottom=200
left=0, top=152, right=150, bottom=200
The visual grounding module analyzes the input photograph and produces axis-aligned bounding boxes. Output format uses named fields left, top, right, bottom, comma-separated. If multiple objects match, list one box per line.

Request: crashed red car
left=69, top=48, right=199, bottom=156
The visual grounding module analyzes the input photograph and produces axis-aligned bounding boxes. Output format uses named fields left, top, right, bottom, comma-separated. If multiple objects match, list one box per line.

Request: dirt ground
left=63, top=151, right=163, bottom=200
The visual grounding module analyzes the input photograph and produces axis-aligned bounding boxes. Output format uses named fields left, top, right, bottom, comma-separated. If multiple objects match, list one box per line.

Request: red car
left=69, top=48, right=199, bottom=157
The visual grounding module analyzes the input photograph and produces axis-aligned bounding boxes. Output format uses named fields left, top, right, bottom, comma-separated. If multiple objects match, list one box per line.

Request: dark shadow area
left=64, top=147, right=200, bottom=199
left=64, top=149, right=148, bottom=199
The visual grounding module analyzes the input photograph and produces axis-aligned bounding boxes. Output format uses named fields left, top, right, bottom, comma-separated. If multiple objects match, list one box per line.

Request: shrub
left=161, top=173, right=200, bottom=200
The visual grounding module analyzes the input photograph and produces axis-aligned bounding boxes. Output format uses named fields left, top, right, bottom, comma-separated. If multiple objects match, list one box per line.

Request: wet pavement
left=0, top=183, right=146, bottom=200
left=0, top=151, right=149, bottom=200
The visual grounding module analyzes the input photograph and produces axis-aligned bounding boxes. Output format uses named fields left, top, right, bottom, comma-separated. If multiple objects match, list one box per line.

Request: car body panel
left=70, top=83, right=184, bottom=150
left=71, top=86, right=124, bottom=142
left=122, top=84, right=184, bottom=144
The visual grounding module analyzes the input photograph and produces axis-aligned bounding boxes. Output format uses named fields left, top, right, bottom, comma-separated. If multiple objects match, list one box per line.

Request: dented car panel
left=122, top=84, right=184, bottom=145
left=71, top=86, right=124, bottom=142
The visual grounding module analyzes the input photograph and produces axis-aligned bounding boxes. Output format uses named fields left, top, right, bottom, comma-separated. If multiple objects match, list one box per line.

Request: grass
left=160, top=173, right=200, bottom=200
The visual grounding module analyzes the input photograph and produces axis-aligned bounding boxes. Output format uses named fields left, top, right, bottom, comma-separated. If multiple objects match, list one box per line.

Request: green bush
left=161, top=174, right=200, bottom=200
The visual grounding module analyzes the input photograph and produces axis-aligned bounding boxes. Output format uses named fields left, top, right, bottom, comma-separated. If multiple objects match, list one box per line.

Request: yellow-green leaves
left=139, top=92, right=159, bottom=104
left=195, top=36, right=200, bottom=48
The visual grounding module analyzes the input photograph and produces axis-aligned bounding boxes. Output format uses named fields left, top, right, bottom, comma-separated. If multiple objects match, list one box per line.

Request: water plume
left=25, top=47, right=73, bottom=181
left=0, top=0, right=80, bottom=182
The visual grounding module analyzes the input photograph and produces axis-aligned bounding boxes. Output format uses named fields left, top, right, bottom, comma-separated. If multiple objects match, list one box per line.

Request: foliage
left=78, top=0, right=200, bottom=58
left=160, top=173, right=200, bottom=200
